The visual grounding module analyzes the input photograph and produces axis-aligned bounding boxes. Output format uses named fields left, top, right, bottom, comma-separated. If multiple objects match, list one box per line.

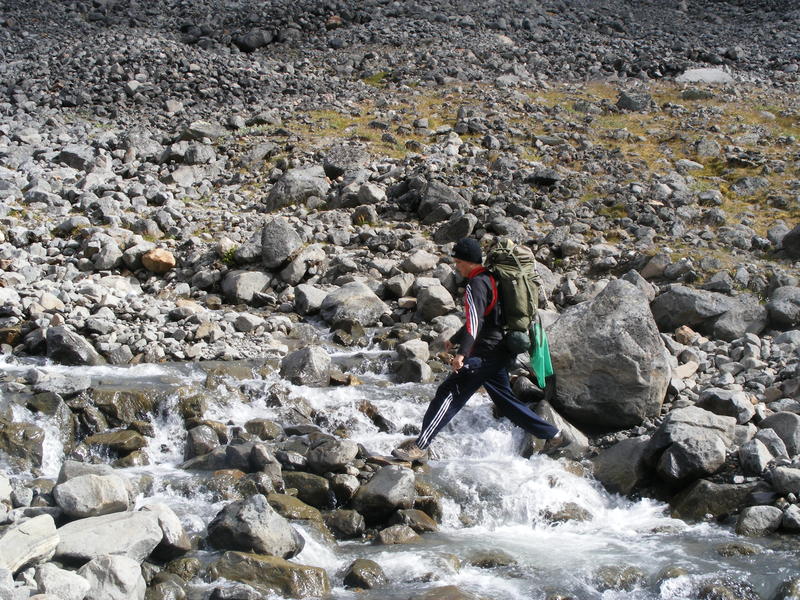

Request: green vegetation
left=172, top=78, right=797, bottom=277
left=597, top=203, right=629, bottom=219
left=221, top=246, right=238, bottom=266
left=362, top=71, right=389, bottom=87
left=352, top=213, right=370, bottom=226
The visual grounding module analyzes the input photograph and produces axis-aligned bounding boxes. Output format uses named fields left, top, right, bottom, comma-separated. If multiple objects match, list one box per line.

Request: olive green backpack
left=485, top=238, right=541, bottom=355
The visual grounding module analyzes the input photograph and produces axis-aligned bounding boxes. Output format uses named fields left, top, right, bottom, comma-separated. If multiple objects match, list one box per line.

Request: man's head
left=451, top=238, right=482, bottom=278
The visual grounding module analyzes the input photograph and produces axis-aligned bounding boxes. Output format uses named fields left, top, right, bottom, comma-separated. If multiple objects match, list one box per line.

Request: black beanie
left=452, top=238, right=482, bottom=264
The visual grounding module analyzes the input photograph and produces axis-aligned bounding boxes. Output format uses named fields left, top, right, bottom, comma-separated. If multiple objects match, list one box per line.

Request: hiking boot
left=541, top=430, right=567, bottom=455
left=391, top=442, right=428, bottom=462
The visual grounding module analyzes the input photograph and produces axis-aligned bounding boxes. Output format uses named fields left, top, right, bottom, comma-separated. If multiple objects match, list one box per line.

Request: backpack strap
left=485, top=273, right=498, bottom=316
left=467, top=266, right=498, bottom=317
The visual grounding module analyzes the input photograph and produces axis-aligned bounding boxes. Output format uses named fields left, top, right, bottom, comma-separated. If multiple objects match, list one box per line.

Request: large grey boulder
left=676, top=68, right=735, bottom=84
left=756, top=428, right=788, bottom=458
left=180, top=446, right=228, bottom=471
left=307, top=438, right=359, bottom=473
left=657, top=436, right=727, bottom=484
left=261, top=218, right=303, bottom=269
left=616, top=90, right=653, bottom=111
left=377, top=523, right=420, bottom=544
left=0, top=514, right=58, bottom=574
left=352, top=466, right=415, bottom=522
left=119, top=243, right=156, bottom=272
left=783, top=506, right=800, bottom=532
left=184, top=143, right=216, bottom=164
left=770, top=467, right=800, bottom=496
left=401, top=250, right=438, bottom=274
left=548, top=279, right=671, bottom=430
left=279, top=346, right=331, bottom=386
left=233, top=29, right=273, bottom=52
left=417, top=180, right=469, bottom=224
left=281, top=472, right=332, bottom=508
left=221, top=270, right=270, bottom=304
left=329, top=475, right=361, bottom=506
left=209, top=551, right=330, bottom=598
left=696, top=388, right=756, bottom=424
left=395, top=358, right=434, bottom=383
left=533, top=400, right=589, bottom=459
left=767, top=287, right=800, bottom=330
left=781, top=224, right=800, bottom=259
left=55, top=511, right=162, bottom=563
left=738, top=439, right=773, bottom=475
left=234, top=313, right=265, bottom=333
left=653, top=405, right=738, bottom=450
left=182, top=120, right=226, bottom=141
left=671, top=479, right=760, bottom=521
left=0, top=421, right=45, bottom=470
left=140, top=503, right=191, bottom=560
left=206, top=494, right=304, bottom=559
left=57, top=144, right=95, bottom=171
left=415, top=285, right=456, bottom=322
left=759, top=412, right=800, bottom=456
left=233, top=231, right=262, bottom=264
left=78, top=555, right=145, bottom=600
left=322, top=143, right=370, bottom=179
left=124, top=131, right=164, bottom=160
left=185, top=424, right=220, bottom=459
left=324, top=509, right=366, bottom=540
left=343, top=558, right=388, bottom=590
left=731, top=176, right=769, bottom=196
left=46, top=327, right=105, bottom=366
left=57, top=460, right=117, bottom=483
left=774, top=329, right=800, bottom=346
left=396, top=339, right=430, bottom=362
left=433, top=212, right=478, bottom=244
left=295, top=284, right=328, bottom=315
left=320, top=282, right=389, bottom=327
left=736, top=506, right=783, bottom=536
left=34, top=563, right=90, bottom=600
left=710, top=294, right=768, bottom=341
left=91, top=240, right=123, bottom=270
left=31, top=372, right=91, bottom=396
left=358, top=182, right=386, bottom=204
left=650, top=285, right=733, bottom=332
left=591, top=437, right=650, bottom=495
left=646, top=406, right=736, bottom=484
left=83, top=430, right=147, bottom=455
left=241, top=141, right=279, bottom=169
left=279, top=243, right=327, bottom=285
left=264, top=166, right=329, bottom=211
left=53, top=474, right=129, bottom=519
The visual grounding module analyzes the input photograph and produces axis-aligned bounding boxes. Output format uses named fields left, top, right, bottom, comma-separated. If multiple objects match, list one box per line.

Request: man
left=392, top=238, right=565, bottom=462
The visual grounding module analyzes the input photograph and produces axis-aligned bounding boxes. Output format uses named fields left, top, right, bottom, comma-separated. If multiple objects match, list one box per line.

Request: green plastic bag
left=529, top=321, right=554, bottom=389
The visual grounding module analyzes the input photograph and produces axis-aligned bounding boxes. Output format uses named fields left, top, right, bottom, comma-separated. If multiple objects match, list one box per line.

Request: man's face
left=452, top=258, right=474, bottom=278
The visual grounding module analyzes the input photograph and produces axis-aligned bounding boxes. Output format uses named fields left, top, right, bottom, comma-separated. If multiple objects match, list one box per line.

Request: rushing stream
left=2, top=351, right=798, bottom=600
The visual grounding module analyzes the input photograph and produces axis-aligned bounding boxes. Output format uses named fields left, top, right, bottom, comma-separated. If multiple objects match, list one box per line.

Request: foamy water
left=3, top=354, right=797, bottom=599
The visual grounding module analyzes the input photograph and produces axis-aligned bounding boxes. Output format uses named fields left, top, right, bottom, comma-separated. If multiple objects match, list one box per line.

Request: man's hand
left=444, top=340, right=454, bottom=352
left=450, top=354, right=464, bottom=372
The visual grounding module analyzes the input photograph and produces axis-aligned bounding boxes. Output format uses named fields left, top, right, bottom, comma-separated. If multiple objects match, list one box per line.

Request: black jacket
left=449, top=266, right=506, bottom=358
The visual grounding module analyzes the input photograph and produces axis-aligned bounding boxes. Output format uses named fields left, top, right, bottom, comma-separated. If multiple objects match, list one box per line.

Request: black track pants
left=415, top=355, right=559, bottom=450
